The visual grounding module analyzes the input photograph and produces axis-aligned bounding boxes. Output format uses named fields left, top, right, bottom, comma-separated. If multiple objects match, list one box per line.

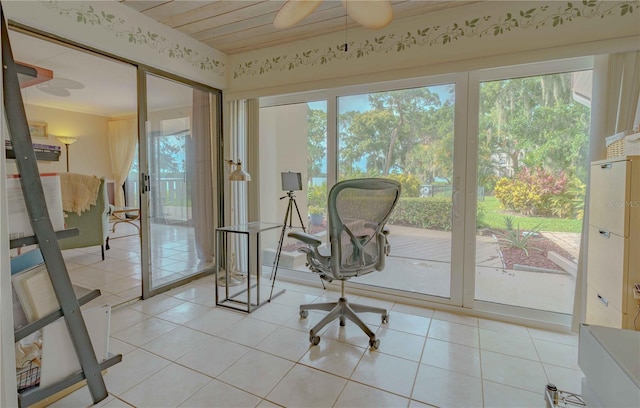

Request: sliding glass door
left=139, top=70, right=221, bottom=297
left=336, top=85, right=464, bottom=302
left=467, top=61, right=591, bottom=320
left=258, top=57, right=592, bottom=323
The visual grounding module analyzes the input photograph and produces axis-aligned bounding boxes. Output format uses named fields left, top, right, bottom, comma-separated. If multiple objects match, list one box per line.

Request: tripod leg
left=270, top=199, right=292, bottom=300
left=270, top=201, right=291, bottom=281
left=291, top=197, right=307, bottom=233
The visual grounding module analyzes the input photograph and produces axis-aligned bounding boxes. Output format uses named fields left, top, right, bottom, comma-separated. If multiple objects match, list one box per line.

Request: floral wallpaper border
left=41, top=0, right=225, bottom=76
left=232, top=1, right=638, bottom=79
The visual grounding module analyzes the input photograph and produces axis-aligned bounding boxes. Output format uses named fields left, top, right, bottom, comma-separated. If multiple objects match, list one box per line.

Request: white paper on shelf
left=39, top=305, right=111, bottom=389
left=6, top=174, right=64, bottom=240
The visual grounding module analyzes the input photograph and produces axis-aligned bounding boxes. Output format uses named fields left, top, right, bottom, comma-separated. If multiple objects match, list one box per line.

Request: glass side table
left=215, top=221, right=285, bottom=313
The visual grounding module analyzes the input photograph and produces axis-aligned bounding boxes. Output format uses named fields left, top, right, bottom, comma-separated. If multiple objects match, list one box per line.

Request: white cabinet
left=578, top=324, right=640, bottom=408
left=586, top=157, right=640, bottom=330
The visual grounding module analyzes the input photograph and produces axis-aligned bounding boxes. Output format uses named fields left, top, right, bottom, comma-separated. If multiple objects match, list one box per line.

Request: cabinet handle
left=598, top=230, right=610, bottom=238
left=597, top=293, right=609, bottom=307
left=600, top=163, right=612, bottom=169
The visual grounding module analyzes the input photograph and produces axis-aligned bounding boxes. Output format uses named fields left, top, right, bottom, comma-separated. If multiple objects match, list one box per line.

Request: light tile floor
left=50, top=276, right=584, bottom=408
left=48, top=221, right=584, bottom=407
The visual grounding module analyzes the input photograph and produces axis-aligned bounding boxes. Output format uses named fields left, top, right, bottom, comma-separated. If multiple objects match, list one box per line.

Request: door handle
left=600, top=163, right=612, bottom=169
left=452, top=190, right=460, bottom=219
left=597, top=293, right=609, bottom=307
left=598, top=229, right=610, bottom=238
left=141, top=173, right=150, bottom=193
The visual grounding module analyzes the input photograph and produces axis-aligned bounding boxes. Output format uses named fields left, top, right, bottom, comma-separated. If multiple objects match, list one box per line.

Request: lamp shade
left=55, top=135, right=78, bottom=145
left=229, top=165, right=251, bottom=181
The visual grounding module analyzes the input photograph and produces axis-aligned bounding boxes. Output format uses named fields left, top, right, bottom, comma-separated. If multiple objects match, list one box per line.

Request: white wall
left=259, top=103, right=309, bottom=248
left=5, top=105, right=113, bottom=179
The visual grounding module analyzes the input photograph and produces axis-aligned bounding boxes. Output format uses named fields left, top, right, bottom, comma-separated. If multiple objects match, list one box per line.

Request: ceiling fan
left=36, top=78, right=84, bottom=97
left=274, top=0, right=394, bottom=30
left=16, top=60, right=85, bottom=97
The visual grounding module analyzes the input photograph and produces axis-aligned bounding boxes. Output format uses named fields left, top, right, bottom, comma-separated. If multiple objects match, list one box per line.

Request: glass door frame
left=260, top=72, right=470, bottom=308
left=336, top=73, right=469, bottom=307
left=462, top=57, right=593, bottom=326
left=260, top=57, right=593, bottom=326
left=137, top=65, right=223, bottom=299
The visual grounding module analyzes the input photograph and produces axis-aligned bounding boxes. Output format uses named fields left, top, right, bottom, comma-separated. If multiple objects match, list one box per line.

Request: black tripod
left=269, top=190, right=306, bottom=300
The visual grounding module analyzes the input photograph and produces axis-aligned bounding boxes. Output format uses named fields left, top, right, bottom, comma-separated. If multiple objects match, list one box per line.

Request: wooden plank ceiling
left=120, top=1, right=481, bottom=55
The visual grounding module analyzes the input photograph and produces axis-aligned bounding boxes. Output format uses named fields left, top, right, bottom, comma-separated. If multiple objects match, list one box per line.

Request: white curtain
left=246, top=98, right=260, bottom=221
left=190, top=90, right=216, bottom=262
left=572, top=51, right=640, bottom=331
left=226, top=99, right=259, bottom=271
left=107, top=119, right=137, bottom=207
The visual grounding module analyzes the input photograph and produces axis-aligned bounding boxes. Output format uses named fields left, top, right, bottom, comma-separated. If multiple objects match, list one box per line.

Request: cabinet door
left=587, top=226, right=626, bottom=312
left=589, top=160, right=629, bottom=236
left=586, top=285, right=623, bottom=328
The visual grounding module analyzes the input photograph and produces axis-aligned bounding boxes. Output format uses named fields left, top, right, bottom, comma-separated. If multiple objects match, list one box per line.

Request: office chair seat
left=289, top=178, right=401, bottom=349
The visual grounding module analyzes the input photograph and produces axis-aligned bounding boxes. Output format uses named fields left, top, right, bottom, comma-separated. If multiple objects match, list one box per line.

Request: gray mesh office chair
left=288, top=178, right=401, bottom=349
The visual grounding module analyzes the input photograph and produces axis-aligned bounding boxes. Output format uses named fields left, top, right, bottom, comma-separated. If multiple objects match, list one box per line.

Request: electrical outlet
left=634, top=282, right=640, bottom=300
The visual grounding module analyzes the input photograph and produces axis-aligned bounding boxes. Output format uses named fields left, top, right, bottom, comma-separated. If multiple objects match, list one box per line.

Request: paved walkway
left=543, top=231, right=581, bottom=259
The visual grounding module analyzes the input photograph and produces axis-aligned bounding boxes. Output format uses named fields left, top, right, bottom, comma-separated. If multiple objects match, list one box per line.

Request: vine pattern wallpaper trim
left=41, top=0, right=225, bottom=76
left=232, top=0, right=638, bottom=79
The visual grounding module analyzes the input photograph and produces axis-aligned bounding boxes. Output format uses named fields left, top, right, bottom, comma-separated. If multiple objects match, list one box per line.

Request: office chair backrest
left=328, top=178, right=401, bottom=278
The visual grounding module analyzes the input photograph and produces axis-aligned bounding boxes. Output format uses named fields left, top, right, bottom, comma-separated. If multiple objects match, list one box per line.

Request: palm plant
left=495, top=222, right=543, bottom=256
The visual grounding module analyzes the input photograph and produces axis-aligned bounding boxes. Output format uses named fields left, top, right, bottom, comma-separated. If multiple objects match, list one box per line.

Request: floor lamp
left=55, top=135, right=78, bottom=172
left=218, top=159, right=251, bottom=286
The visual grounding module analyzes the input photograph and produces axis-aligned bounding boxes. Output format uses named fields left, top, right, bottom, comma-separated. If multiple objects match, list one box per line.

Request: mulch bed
left=492, top=233, right=576, bottom=271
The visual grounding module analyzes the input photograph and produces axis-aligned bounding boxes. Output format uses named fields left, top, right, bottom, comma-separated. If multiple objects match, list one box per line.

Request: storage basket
left=16, top=361, right=40, bottom=392
left=606, top=130, right=634, bottom=158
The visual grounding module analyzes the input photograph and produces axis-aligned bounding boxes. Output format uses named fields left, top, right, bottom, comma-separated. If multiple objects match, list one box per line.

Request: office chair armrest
left=288, top=231, right=322, bottom=247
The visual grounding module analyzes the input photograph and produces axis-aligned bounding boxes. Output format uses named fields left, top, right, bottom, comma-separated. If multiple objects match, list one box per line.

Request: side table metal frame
left=215, top=222, right=285, bottom=313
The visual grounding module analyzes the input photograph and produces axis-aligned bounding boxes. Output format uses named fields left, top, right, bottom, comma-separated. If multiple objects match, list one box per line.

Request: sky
left=308, top=84, right=454, bottom=113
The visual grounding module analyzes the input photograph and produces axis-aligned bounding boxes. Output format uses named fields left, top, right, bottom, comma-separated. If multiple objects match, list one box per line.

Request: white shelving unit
left=1, top=7, right=121, bottom=407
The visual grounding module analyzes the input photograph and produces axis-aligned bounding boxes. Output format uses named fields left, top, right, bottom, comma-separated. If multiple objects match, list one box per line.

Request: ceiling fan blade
left=274, top=0, right=323, bottom=29
left=343, top=0, right=393, bottom=29
left=51, top=78, right=85, bottom=90
left=36, top=84, right=71, bottom=97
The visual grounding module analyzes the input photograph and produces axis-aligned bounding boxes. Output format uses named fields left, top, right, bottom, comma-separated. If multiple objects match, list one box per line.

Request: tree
left=307, top=108, right=327, bottom=183
left=478, top=73, right=590, bottom=183
left=338, top=87, right=451, bottom=181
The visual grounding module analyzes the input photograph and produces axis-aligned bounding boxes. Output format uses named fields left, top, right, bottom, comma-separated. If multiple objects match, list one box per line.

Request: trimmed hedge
left=390, top=197, right=452, bottom=230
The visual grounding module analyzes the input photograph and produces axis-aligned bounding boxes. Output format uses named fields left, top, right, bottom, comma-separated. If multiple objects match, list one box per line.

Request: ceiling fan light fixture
left=274, top=0, right=323, bottom=29
left=343, top=0, right=394, bottom=29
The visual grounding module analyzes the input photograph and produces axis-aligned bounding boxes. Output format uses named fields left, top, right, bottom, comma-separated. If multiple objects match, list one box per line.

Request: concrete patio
left=276, top=225, right=579, bottom=315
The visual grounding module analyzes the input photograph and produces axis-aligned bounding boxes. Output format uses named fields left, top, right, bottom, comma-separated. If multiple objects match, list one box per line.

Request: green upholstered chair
left=58, top=177, right=110, bottom=260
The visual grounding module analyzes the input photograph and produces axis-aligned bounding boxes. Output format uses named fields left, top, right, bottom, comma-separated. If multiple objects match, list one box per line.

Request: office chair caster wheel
left=300, top=310, right=309, bottom=318
left=382, top=314, right=389, bottom=324
left=339, top=316, right=346, bottom=326
left=369, top=338, right=380, bottom=350
left=310, top=335, right=321, bottom=346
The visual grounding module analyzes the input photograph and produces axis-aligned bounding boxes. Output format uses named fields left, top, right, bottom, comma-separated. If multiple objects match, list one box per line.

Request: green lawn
left=478, top=196, right=582, bottom=233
